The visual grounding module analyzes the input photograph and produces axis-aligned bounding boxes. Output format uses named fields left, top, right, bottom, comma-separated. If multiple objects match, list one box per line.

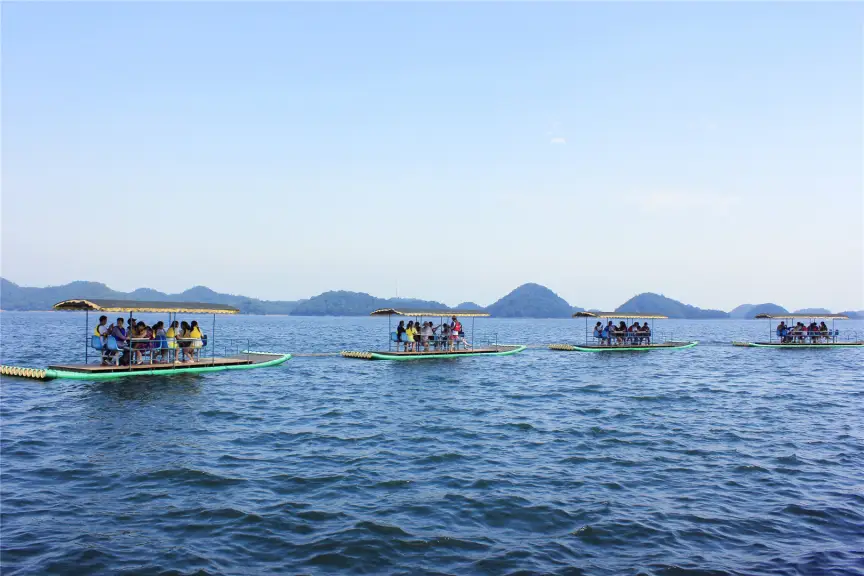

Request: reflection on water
left=2, top=312, right=863, bottom=575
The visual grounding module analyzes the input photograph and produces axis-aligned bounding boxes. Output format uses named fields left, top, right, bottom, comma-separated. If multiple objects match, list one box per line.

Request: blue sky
left=2, top=2, right=862, bottom=311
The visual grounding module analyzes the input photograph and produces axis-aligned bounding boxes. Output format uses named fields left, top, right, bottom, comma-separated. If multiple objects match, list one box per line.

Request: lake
left=1, top=312, right=863, bottom=575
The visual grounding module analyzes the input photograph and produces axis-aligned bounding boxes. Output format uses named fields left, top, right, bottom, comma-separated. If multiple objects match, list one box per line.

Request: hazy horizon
left=3, top=276, right=863, bottom=314
left=2, top=3, right=862, bottom=312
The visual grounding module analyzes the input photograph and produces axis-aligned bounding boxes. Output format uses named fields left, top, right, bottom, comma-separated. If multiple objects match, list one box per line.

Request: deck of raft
left=371, top=347, right=510, bottom=356
left=48, top=353, right=278, bottom=373
left=551, top=342, right=695, bottom=351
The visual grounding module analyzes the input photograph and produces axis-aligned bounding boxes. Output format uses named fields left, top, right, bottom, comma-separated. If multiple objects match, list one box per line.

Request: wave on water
left=2, top=315, right=864, bottom=574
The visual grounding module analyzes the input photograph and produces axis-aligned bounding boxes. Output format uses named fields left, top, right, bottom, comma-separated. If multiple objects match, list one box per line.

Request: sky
left=2, top=2, right=862, bottom=311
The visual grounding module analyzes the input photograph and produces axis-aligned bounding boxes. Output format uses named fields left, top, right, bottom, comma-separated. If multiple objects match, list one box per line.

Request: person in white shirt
left=420, top=322, right=434, bottom=352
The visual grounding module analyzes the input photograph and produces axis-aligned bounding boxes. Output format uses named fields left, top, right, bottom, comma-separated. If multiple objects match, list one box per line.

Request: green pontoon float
left=732, top=313, right=863, bottom=348
left=341, top=307, right=525, bottom=360
left=0, top=298, right=291, bottom=381
left=550, top=311, right=698, bottom=352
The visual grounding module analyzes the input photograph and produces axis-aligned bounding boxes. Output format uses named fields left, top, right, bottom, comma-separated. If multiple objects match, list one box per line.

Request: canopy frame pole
left=585, top=316, right=588, bottom=345
left=389, top=313, right=392, bottom=352
left=128, top=310, right=133, bottom=371
left=212, top=313, right=216, bottom=366
left=85, top=308, right=89, bottom=364
left=472, top=316, right=475, bottom=349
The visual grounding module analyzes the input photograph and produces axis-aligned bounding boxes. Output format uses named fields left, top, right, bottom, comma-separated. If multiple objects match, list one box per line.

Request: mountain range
left=1, top=278, right=859, bottom=319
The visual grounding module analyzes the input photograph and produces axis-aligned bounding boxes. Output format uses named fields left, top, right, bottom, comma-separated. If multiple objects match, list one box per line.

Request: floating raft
left=1, top=352, right=291, bottom=381
left=341, top=345, right=526, bottom=361
left=734, top=342, right=864, bottom=349
left=550, top=341, right=698, bottom=352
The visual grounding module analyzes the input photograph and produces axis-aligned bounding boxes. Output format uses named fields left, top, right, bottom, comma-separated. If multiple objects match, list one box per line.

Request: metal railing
left=769, top=330, right=861, bottom=344
left=88, top=336, right=253, bottom=368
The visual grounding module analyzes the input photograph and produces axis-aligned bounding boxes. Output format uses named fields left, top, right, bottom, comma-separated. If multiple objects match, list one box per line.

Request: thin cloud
left=550, top=137, right=566, bottom=145
left=633, top=191, right=740, bottom=214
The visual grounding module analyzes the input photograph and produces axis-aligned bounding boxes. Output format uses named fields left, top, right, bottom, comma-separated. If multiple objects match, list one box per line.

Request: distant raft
left=0, top=298, right=292, bottom=381
left=341, top=346, right=526, bottom=361
left=551, top=312, right=698, bottom=352
left=342, top=307, right=527, bottom=361
left=735, top=313, right=864, bottom=348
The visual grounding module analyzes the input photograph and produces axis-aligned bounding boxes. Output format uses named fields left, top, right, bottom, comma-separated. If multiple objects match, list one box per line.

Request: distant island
left=728, top=303, right=789, bottom=319
left=1, top=278, right=858, bottom=320
left=616, top=293, right=728, bottom=319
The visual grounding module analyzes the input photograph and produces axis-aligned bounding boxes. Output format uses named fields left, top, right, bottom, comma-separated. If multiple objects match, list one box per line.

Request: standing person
left=449, top=316, right=462, bottom=351
left=605, top=321, right=615, bottom=345
left=593, top=322, right=603, bottom=343
left=421, top=322, right=433, bottom=352
left=430, top=322, right=441, bottom=350
left=441, top=322, right=450, bottom=349
left=396, top=320, right=407, bottom=351
left=404, top=321, right=416, bottom=352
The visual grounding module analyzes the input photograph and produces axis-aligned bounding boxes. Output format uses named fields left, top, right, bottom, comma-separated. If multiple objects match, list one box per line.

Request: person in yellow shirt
left=404, top=321, right=416, bottom=352
left=93, top=315, right=109, bottom=342
left=185, top=321, right=204, bottom=362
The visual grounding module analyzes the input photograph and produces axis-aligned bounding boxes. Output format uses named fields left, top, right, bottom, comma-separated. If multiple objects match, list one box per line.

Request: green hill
left=288, top=291, right=448, bottom=316
left=0, top=278, right=301, bottom=315
left=485, top=283, right=575, bottom=318
left=793, top=308, right=832, bottom=315
left=728, top=303, right=790, bottom=319
left=616, top=293, right=728, bottom=319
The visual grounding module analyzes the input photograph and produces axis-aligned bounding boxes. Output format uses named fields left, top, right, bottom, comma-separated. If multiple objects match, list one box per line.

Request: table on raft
left=342, top=345, right=526, bottom=360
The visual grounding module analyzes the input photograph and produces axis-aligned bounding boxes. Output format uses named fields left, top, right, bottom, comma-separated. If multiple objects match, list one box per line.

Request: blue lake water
left=2, top=312, right=863, bottom=575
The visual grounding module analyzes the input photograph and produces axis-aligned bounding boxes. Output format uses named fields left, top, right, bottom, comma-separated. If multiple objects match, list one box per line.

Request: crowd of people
left=775, top=321, right=833, bottom=343
left=592, top=320, right=651, bottom=346
left=394, top=316, right=471, bottom=352
left=93, top=315, right=205, bottom=365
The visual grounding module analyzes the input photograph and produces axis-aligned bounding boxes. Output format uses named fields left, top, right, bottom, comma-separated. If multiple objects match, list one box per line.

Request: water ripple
left=2, top=313, right=863, bottom=574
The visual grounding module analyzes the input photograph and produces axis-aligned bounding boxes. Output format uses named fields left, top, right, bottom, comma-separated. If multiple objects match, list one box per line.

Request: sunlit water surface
left=2, top=312, right=863, bottom=575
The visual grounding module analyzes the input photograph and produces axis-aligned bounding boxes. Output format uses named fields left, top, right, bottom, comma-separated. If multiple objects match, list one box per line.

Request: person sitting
left=176, top=321, right=193, bottom=362
left=131, top=321, right=152, bottom=364
left=109, top=318, right=129, bottom=364
left=440, top=323, right=450, bottom=349
left=394, top=320, right=405, bottom=351
left=165, top=320, right=180, bottom=360
left=599, top=322, right=610, bottom=345
left=819, top=321, right=829, bottom=343
left=94, top=315, right=109, bottom=343
left=150, top=321, right=167, bottom=362
left=616, top=321, right=627, bottom=345
left=593, top=322, right=603, bottom=344
left=603, top=321, right=614, bottom=346
left=776, top=321, right=786, bottom=342
left=641, top=323, right=651, bottom=344
left=628, top=322, right=640, bottom=344
left=187, top=321, right=204, bottom=361
left=808, top=321, right=819, bottom=343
